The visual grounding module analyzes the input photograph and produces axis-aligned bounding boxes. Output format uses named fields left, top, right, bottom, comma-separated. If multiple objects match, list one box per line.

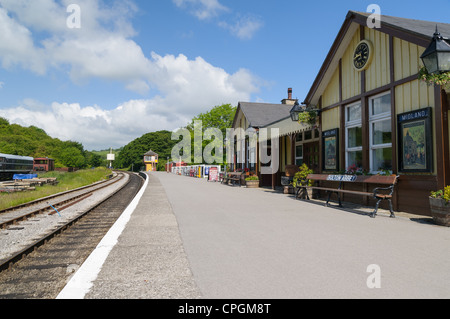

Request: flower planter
left=296, top=187, right=314, bottom=200
left=429, top=197, right=450, bottom=227
left=246, top=180, right=259, bottom=188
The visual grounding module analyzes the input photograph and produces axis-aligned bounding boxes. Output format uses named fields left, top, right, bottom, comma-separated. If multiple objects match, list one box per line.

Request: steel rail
left=0, top=173, right=124, bottom=229
left=0, top=172, right=144, bottom=273
left=0, top=172, right=119, bottom=215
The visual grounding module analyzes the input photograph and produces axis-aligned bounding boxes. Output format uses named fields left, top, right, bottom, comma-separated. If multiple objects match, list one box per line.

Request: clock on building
left=353, top=40, right=373, bottom=71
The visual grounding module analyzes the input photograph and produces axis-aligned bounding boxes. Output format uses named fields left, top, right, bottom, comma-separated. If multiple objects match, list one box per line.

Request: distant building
left=232, top=88, right=304, bottom=187
left=33, top=158, right=55, bottom=172
left=143, top=150, right=159, bottom=172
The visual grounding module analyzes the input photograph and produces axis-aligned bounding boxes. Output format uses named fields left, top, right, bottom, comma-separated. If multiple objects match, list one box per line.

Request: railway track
left=0, top=172, right=145, bottom=299
left=0, top=171, right=122, bottom=219
left=0, top=173, right=124, bottom=231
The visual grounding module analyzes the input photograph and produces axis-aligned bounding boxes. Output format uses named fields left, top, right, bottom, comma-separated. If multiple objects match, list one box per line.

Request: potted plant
left=292, top=164, right=314, bottom=199
left=429, top=186, right=450, bottom=227
left=245, top=175, right=259, bottom=188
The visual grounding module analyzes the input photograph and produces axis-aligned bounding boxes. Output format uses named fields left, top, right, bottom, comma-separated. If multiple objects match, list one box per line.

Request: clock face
left=353, top=41, right=372, bottom=71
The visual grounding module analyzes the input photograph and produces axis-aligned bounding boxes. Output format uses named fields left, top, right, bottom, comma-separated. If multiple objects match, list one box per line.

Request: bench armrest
left=372, top=185, right=395, bottom=197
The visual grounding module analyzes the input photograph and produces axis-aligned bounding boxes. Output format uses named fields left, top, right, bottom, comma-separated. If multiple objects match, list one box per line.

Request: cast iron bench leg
left=388, top=199, right=395, bottom=218
left=326, top=192, right=332, bottom=207
left=371, top=198, right=395, bottom=219
left=325, top=191, right=342, bottom=208
left=370, top=199, right=381, bottom=218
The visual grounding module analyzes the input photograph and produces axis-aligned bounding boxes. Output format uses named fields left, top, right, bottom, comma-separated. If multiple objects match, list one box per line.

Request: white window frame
left=345, top=101, right=362, bottom=169
left=295, top=143, right=303, bottom=166
left=369, top=92, right=392, bottom=173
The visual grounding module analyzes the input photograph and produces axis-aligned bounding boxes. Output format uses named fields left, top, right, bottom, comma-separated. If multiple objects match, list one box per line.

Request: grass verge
left=0, top=167, right=113, bottom=211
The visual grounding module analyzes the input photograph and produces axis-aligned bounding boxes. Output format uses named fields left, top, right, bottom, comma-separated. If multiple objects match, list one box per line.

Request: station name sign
left=323, top=129, right=338, bottom=138
left=327, top=175, right=357, bottom=182
left=398, top=108, right=431, bottom=123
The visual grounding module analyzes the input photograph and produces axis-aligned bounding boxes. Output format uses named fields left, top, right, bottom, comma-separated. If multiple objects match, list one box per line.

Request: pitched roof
left=236, top=102, right=293, bottom=128
left=352, top=11, right=450, bottom=40
left=303, top=10, right=450, bottom=106
left=144, top=150, right=158, bottom=156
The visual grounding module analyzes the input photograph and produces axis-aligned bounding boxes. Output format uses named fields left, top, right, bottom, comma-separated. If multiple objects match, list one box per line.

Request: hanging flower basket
left=418, top=66, right=450, bottom=89
left=297, top=109, right=319, bottom=126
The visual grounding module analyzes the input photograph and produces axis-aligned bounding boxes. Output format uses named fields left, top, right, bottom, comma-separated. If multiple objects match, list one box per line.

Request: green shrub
left=292, top=164, right=313, bottom=187
left=431, top=186, right=450, bottom=204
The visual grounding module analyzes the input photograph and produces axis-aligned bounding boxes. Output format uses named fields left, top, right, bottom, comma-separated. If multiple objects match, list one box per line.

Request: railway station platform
left=57, top=171, right=450, bottom=300
left=57, top=172, right=202, bottom=299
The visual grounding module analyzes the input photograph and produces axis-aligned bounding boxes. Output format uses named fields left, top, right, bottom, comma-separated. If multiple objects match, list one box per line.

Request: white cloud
left=173, top=0, right=229, bottom=20
left=0, top=54, right=261, bottom=150
left=219, top=15, right=264, bottom=40
left=0, top=7, right=46, bottom=74
left=0, top=0, right=263, bottom=150
left=173, top=0, right=263, bottom=40
left=0, top=0, right=149, bottom=93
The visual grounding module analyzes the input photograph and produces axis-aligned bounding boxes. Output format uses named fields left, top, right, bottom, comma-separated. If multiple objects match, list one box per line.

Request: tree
left=85, top=151, right=103, bottom=168
left=0, top=120, right=95, bottom=169
left=117, top=130, right=178, bottom=171
left=59, top=147, right=86, bottom=168
left=185, top=104, right=237, bottom=165
left=186, top=104, right=236, bottom=136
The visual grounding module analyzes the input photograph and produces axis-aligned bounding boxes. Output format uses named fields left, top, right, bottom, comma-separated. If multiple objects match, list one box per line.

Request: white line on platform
left=56, top=173, right=149, bottom=299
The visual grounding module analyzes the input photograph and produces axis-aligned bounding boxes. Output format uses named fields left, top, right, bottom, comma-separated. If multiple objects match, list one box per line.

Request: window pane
left=347, top=151, right=363, bottom=168
left=372, top=148, right=392, bottom=171
left=296, top=134, right=303, bottom=142
left=296, top=159, right=303, bottom=166
left=371, top=94, right=391, bottom=116
left=305, top=130, right=312, bottom=140
left=347, top=104, right=361, bottom=122
left=372, top=120, right=392, bottom=145
left=296, top=145, right=303, bottom=158
left=347, top=126, right=362, bottom=148
left=314, top=129, right=320, bottom=138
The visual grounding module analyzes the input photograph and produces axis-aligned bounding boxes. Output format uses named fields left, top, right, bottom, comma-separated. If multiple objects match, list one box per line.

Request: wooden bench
left=296, top=174, right=399, bottom=218
left=221, top=172, right=244, bottom=187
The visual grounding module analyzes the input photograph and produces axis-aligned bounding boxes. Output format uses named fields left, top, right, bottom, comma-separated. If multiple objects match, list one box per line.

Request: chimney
left=282, top=88, right=297, bottom=105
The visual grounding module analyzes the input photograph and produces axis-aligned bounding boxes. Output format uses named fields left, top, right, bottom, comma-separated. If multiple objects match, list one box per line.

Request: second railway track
left=0, top=172, right=145, bottom=299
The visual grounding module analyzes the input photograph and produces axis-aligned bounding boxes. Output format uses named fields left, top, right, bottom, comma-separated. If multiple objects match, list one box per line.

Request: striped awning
left=258, top=117, right=313, bottom=141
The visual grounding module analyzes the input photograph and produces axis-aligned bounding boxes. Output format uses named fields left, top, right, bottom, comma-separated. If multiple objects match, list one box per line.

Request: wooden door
left=303, top=142, right=320, bottom=173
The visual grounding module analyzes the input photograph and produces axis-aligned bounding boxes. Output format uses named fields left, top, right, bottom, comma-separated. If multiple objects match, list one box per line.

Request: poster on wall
left=208, top=167, right=219, bottom=182
left=322, top=129, right=339, bottom=171
left=397, top=107, right=433, bottom=173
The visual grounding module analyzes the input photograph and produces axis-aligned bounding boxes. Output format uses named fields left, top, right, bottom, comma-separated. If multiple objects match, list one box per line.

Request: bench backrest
left=227, top=172, right=243, bottom=176
left=307, top=174, right=398, bottom=185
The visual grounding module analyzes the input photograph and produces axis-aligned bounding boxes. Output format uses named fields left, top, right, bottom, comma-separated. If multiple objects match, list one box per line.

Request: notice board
left=209, top=167, right=219, bottom=182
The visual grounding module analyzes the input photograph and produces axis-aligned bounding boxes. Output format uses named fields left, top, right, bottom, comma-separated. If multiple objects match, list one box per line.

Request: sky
left=0, top=0, right=449, bottom=151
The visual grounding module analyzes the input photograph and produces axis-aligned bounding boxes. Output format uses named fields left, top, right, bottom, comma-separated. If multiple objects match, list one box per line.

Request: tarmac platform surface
left=58, top=171, right=450, bottom=299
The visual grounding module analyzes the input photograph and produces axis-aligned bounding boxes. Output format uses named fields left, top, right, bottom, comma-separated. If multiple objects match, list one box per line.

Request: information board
left=209, top=167, right=219, bottom=182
